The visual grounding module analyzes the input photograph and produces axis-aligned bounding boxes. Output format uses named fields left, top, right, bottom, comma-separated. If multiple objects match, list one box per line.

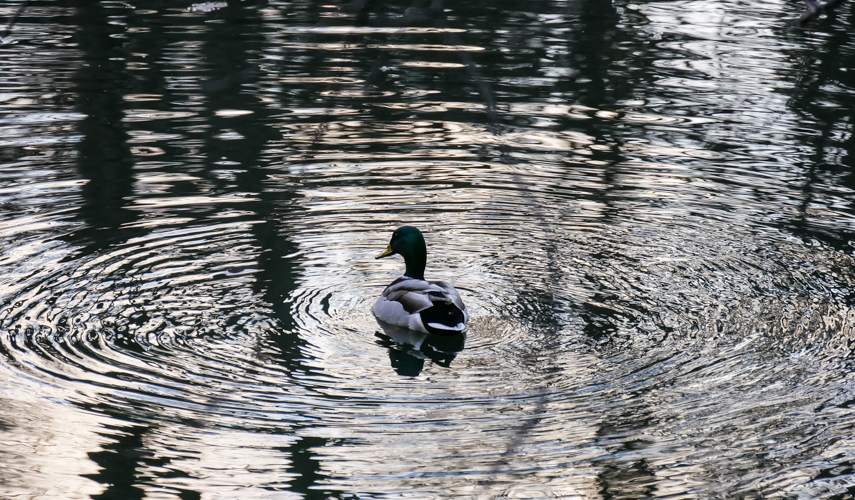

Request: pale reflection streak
left=0, top=395, right=104, bottom=499
left=640, top=0, right=801, bottom=152
left=273, top=26, right=467, bottom=35
left=275, top=119, right=597, bottom=157
left=275, top=43, right=483, bottom=52
left=133, top=425, right=302, bottom=498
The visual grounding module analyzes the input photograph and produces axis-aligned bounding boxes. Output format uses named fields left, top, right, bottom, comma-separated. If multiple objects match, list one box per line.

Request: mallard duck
left=374, top=226, right=468, bottom=335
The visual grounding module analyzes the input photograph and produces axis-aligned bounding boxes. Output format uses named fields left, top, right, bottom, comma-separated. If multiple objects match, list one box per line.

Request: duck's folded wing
left=430, top=280, right=466, bottom=312
left=380, top=279, right=448, bottom=313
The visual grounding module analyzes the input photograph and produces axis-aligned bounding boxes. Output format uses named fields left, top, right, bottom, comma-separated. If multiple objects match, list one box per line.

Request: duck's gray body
left=374, top=276, right=468, bottom=335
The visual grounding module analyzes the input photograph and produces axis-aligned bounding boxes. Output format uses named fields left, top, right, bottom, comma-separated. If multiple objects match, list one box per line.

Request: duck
left=374, top=226, right=468, bottom=336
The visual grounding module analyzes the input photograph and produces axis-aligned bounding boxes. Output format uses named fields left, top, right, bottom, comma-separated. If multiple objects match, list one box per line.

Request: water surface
left=1, top=0, right=855, bottom=498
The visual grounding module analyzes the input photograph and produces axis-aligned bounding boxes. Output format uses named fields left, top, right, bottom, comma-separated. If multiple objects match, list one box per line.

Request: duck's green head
left=376, top=225, right=427, bottom=280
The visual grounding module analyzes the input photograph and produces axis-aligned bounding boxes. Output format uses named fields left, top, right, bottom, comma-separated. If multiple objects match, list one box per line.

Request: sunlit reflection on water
left=1, top=0, right=855, bottom=497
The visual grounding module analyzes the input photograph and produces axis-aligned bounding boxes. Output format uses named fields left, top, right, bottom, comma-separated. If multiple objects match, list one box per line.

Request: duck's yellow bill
left=375, top=244, right=394, bottom=259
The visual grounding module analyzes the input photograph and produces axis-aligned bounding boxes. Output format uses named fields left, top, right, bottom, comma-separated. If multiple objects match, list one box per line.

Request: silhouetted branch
left=443, top=30, right=503, bottom=135
left=1, top=0, right=30, bottom=39
left=800, top=0, right=847, bottom=24
left=201, top=65, right=259, bottom=94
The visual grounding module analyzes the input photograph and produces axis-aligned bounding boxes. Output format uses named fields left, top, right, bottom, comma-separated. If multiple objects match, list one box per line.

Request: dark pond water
left=2, top=0, right=855, bottom=498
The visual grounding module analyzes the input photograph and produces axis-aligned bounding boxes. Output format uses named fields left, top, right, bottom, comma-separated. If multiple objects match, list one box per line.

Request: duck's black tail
left=420, top=303, right=466, bottom=336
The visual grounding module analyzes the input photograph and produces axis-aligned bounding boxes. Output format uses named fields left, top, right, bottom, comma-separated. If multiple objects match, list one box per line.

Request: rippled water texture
left=2, top=0, right=855, bottom=498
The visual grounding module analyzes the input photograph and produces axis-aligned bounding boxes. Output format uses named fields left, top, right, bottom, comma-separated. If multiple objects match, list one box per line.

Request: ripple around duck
left=271, top=162, right=854, bottom=444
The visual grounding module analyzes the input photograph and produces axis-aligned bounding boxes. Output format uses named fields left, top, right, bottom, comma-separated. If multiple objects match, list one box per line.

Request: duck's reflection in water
left=374, top=319, right=466, bottom=376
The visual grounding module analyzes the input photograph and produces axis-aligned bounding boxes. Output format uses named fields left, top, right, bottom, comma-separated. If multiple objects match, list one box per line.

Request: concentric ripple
left=0, top=209, right=306, bottom=426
